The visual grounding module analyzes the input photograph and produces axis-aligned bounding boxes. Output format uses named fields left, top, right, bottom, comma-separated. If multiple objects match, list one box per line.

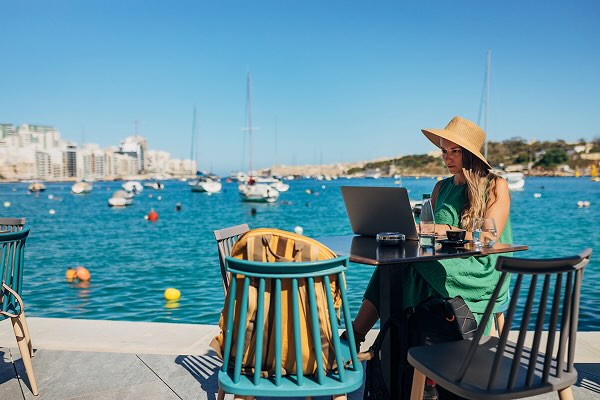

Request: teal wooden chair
left=0, top=228, right=38, bottom=395
left=217, top=255, right=362, bottom=400
left=0, top=217, right=26, bottom=232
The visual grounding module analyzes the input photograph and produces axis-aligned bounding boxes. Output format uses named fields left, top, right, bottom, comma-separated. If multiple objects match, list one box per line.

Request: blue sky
left=1, top=1, right=599, bottom=175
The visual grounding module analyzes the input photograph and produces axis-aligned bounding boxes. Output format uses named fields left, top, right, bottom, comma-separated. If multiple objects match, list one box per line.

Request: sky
left=1, top=1, right=599, bottom=175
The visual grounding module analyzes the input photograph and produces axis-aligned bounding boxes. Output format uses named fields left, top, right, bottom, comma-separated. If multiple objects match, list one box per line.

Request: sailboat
left=481, top=50, right=525, bottom=191
left=238, top=73, right=280, bottom=203
left=188, top=107, right=222, bottom=194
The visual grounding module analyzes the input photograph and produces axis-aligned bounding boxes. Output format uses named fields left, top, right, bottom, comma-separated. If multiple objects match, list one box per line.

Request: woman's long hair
left=460, top=149, right=500, bottom=230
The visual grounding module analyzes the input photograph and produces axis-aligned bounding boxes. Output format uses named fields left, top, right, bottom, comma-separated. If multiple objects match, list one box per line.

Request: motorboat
left=122, top=181, right=143, bottom=194
left=254, top=176, right=289, bottom=193
left=28, top=182, right=46, bottom=192
left=499, top=172, right=525, bottom=191
left=189, top=176, right=222, bottom=193
left=143, top=180, right=164, bottom=190
left=239, top=182, right=279, bottom=203
left=71, top=181, right=93, bottom=194
left=108, top=190, right=134, bottom=207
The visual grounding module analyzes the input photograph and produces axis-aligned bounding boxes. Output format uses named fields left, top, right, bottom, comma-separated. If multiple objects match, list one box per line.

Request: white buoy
left=577, top=201, right=584, bottom=208
left=321, top=185, right=326, bottom=189
left=49, top=209, right=56, bottom=215
left=583, top=201, right=590, bottom=207
left=533, top=193, right=542, bottom=198
left=157, top=195, right=162, bottom=201
left=3, top=201, right=10, bottom=207
left=294, top=226, right=304, bottom=235
left=48, top=194, right=54, bottom=200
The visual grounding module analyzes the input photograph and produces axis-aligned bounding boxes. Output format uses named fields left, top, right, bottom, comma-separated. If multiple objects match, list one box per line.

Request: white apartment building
left=0, top=123, right=196, bottom=180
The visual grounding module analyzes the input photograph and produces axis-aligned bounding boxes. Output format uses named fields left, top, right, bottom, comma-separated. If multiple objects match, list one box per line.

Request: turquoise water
left=0, top=177, right=598, bottom=330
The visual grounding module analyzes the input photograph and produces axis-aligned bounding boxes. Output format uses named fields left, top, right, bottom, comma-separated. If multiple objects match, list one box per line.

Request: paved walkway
left=0, top=318, right=599, bottom=399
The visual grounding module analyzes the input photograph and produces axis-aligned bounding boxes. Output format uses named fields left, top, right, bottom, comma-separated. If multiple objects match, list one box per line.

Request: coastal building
left=120, top=135, right=147, bottom=174
left=0, top=122, right=197, bottom=180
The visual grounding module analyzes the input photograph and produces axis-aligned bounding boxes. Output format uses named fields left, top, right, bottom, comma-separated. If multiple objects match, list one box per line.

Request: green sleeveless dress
left=363, top=177, right=512, bottom=323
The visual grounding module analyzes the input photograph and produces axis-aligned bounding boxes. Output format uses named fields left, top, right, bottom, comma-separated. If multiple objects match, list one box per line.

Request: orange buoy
left=76, top=266, right=91, bottom=281
left=65, top=268, right=77, bottom=282
left=147, top=209, right=159, bottom=221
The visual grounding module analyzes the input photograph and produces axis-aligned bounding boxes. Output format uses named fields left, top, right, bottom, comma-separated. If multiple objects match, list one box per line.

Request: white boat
left=108, top=190, right=134, bottom=207
left=28, top=182, right=46, bottom=192
left=188, top=107, right=222, bottom=194
left=238, top=182, right=279, bottom=203
left=143, top=181, right=164, bottom=190
left=239, top=74, right=280, bottom=203
left=189, top=177, right=222, bottom=193
left=71, top=181, right=93, bottom=194
left=254, top=176, right=289, bottom=192
left=122, top=181, right=143, bottom=194
left=499, top=172, right=525, bottom=191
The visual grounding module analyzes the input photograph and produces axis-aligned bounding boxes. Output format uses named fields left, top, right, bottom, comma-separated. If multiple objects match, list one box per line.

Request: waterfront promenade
left=0, top=318, right=599, bottom=399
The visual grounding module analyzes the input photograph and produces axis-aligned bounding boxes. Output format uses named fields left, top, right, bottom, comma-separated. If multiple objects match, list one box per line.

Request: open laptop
left=341, top=186, right=419, bottom=240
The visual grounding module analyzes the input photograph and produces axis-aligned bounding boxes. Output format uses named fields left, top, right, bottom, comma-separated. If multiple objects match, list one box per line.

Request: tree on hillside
left=533, top=148, right=569, bottom=168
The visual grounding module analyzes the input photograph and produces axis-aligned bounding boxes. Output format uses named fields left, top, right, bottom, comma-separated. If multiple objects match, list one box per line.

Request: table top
left=317, top=235, right=529, bottom=266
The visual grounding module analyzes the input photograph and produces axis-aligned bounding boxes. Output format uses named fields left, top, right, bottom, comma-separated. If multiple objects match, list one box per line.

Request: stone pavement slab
left=1, top=318, right=599, bottom=399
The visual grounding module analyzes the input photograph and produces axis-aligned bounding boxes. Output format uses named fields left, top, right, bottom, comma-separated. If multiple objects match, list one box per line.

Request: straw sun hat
left=421, top=116, right=491, bottom=169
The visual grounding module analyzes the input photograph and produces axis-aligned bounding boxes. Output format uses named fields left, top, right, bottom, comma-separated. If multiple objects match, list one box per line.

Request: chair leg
left=558, top=386, right=574, bottom=400
left=19, top=311, right=34, bottom=357
left=333, top=394, right=347, bottom=400
left=11, top=316, right=38, bottom=396
left=217, top=388, right=225, bottom=400
left=495, top=312, right=505, bottom=335
left=410, top=370, right=426, bottom=400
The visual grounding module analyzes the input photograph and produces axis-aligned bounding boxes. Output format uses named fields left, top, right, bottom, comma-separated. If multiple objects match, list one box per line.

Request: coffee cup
left=446, top=230, right=466, bottom=241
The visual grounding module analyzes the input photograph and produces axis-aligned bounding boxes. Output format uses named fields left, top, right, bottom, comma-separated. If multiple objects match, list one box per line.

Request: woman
left=352, top=116, right=512, bottom=346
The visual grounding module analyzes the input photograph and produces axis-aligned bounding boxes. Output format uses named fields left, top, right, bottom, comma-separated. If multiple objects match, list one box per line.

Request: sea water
left=1, top=177, right=599, bottom=330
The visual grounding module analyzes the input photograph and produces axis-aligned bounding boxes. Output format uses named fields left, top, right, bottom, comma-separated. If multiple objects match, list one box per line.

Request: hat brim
left=421, top=128, right=492, bottom=169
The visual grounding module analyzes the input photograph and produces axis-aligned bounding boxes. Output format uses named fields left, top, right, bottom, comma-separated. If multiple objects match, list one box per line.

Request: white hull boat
left=143, top=181, right=164, bottom=190
left=71, top=181, right=93, bottom=194
left=500, top=172, right=525, bottom=191
left=108, top=190, right=134, bottom=207
left=190, top=178, right=222, bottom=193
left=239, top=183, right=279, bottom=203
left=122, top=181, right=144, bottom=194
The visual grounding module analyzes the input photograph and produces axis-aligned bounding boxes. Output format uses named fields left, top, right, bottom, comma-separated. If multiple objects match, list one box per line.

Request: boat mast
left=191, top=106, right=198, bottom=173
left=484, top=49, right=491, bottom=159
left=247, top=73, right=253, bottom=178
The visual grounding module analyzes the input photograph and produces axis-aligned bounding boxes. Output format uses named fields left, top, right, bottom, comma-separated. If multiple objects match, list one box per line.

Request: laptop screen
left=341, top=186, right=418, bottom=240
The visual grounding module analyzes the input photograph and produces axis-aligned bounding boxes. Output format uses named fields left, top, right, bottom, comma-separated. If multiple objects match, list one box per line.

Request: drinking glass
left=481, top=218, right=497, bottom=247
left=472, top=218, right=483, bottom=247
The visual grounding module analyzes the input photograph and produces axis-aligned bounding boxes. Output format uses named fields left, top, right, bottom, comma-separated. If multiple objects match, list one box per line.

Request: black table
left=318, top=235, right=528, bottom=399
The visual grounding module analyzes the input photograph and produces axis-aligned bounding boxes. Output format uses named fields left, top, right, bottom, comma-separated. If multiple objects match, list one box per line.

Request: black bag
left=362, top=296, right=477, bottom=400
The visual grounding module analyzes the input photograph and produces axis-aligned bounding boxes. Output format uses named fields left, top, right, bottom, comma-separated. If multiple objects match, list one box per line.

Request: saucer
left=438, top=239, right=469, bottom=247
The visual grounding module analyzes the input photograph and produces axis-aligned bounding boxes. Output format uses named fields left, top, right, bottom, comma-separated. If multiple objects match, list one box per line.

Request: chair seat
left=219, top=341, right=363, bottom=397
left=408, top=337, right=578, bottom=400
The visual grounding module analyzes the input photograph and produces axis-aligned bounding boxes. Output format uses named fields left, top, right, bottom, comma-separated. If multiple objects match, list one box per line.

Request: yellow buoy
left=164, top=288, right=181, bottom=301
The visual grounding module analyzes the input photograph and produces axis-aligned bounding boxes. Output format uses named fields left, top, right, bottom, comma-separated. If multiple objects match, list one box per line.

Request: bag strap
left=261, top=236, right=303, bottom=262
